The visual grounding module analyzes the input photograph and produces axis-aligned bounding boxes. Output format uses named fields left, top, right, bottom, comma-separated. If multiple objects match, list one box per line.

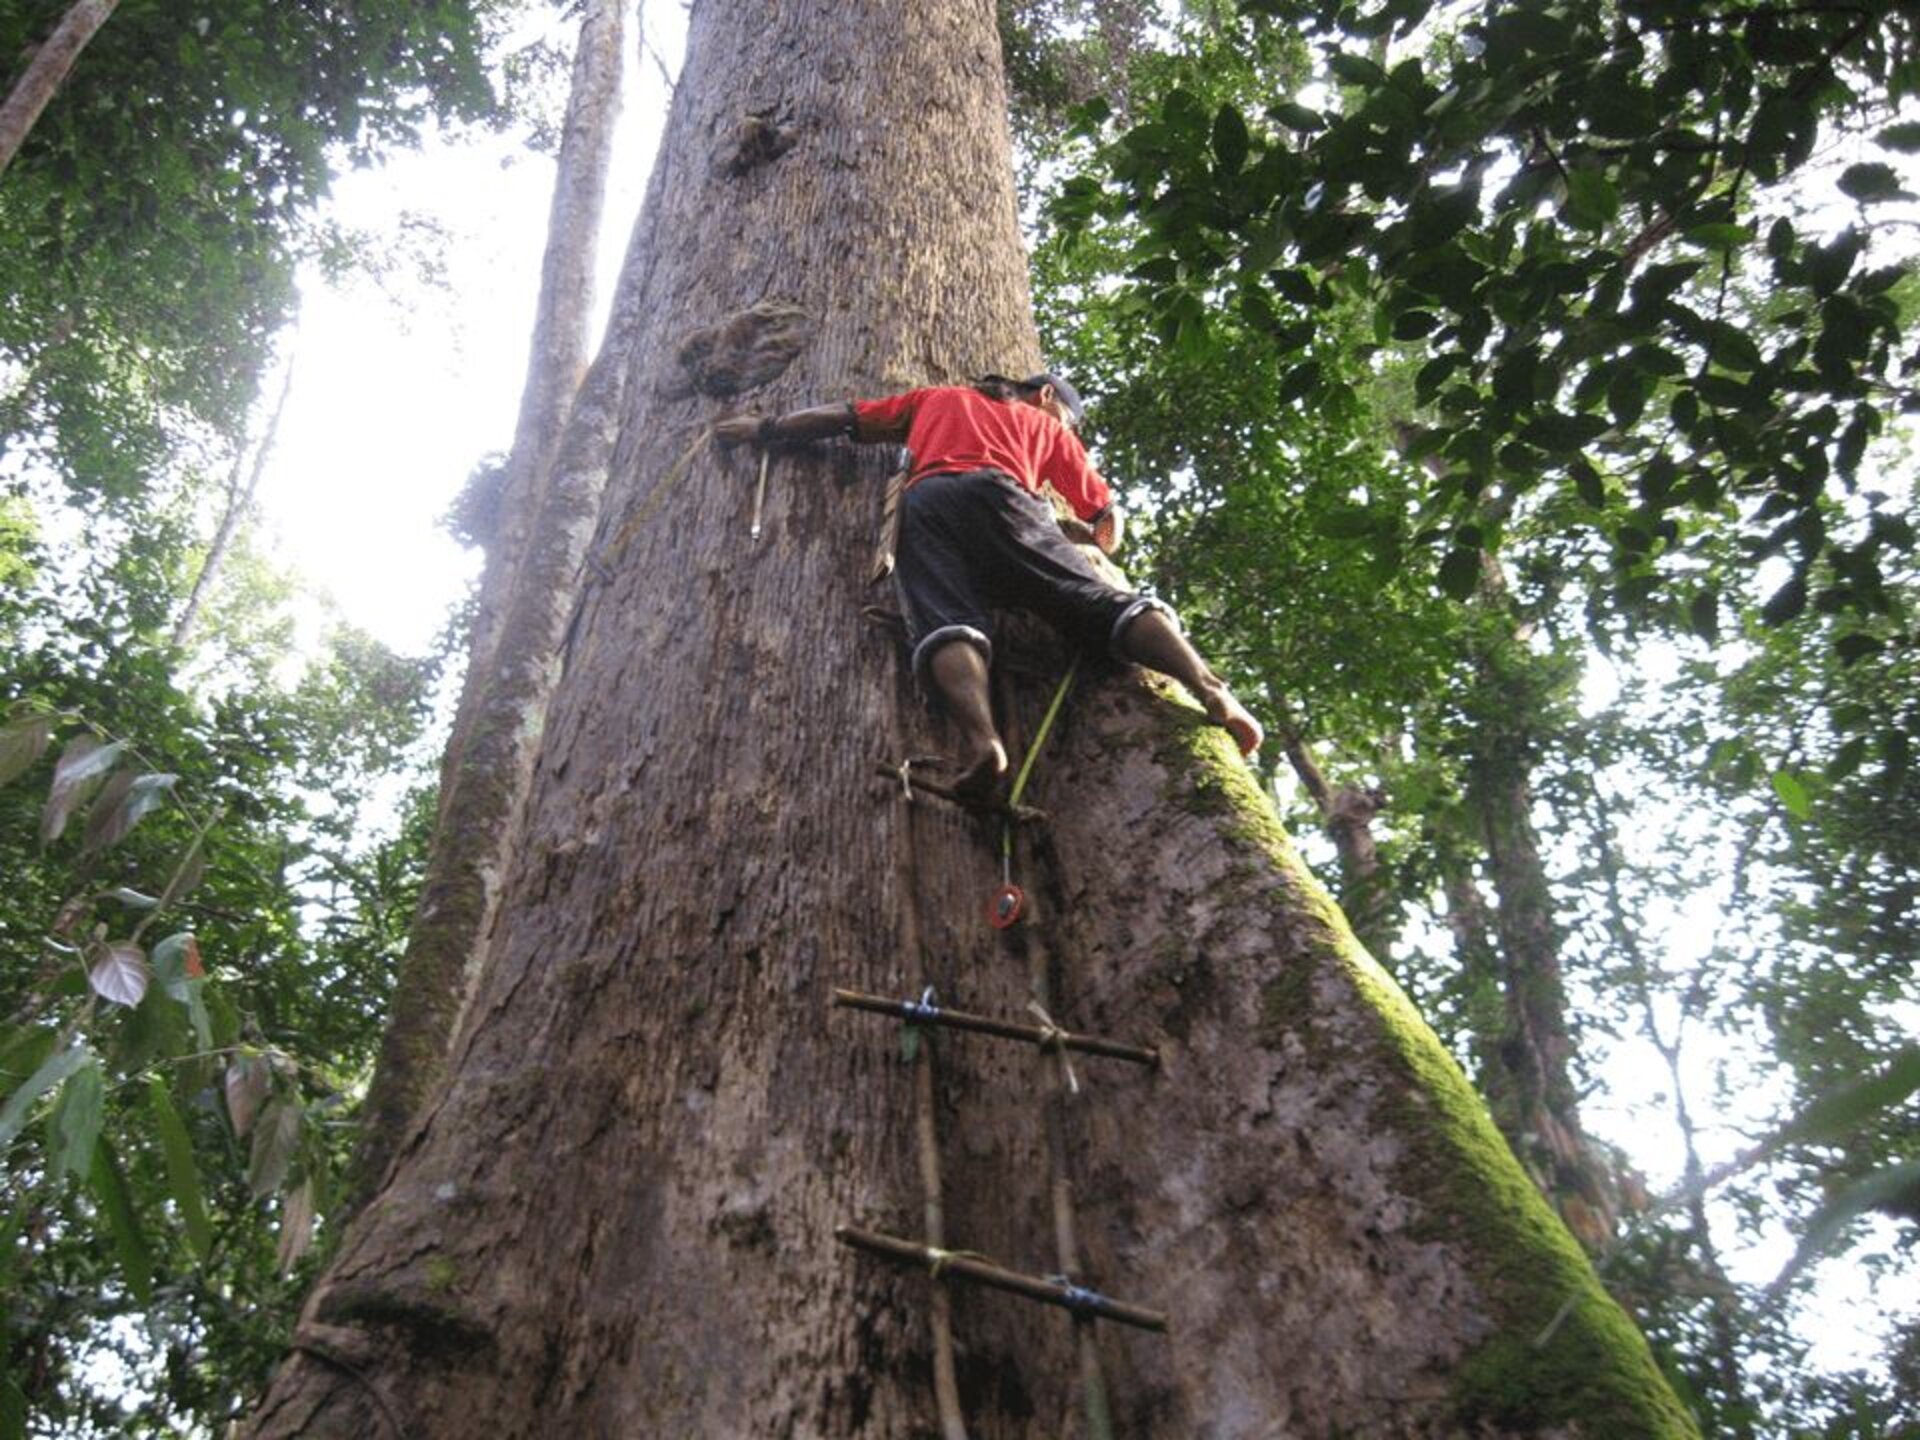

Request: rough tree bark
left=351, top=0, right=625, bottom=1202
left=249, top=3, right=1693, bottom=1435
left=0, top=0, right=118, bottom=178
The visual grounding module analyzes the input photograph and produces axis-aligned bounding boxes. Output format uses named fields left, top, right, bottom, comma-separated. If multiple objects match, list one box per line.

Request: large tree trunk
left=0, top=0, right=118, bottom=177
left=247, top=3, right=1693, bottom=1435
left=350, top=0, right=625, bottom=1202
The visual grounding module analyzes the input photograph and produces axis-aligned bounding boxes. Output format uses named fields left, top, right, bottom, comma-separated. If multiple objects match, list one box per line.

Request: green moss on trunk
left=1163, top=709, right=1698, bottom=1439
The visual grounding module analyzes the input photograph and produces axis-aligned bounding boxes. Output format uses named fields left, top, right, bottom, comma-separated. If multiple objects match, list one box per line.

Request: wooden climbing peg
left=835, top=1226, right=1168, bottom=1333
left=832, top=987, right=1158, bottom=1067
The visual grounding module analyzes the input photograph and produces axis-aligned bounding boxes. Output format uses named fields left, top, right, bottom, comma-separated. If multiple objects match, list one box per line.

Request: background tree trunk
left=172, top=355, right=296, bottom=651
left=1458, top=600, right=1622, bottom=1253
left=247, top=2, right=1693, bottom=1435
left=350, top=0, right=625, bottom=1202
left=0, top=0, right=119, bottom=177
left=1278, top=724, right=1395, bottom=960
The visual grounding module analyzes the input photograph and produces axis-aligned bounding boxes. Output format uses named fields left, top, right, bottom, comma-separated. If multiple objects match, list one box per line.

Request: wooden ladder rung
left=833, top=988, right=1158, bottom=1068
left=872, top=761, right=1048, bottom=823
left=836, top=1226, right=1168, bottom=1332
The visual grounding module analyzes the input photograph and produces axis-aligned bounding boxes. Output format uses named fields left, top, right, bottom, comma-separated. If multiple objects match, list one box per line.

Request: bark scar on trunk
left=315, top=1281, right=498, bottom=1366
left=669, top=300, right=812, bottom=398
left=714, top=104, right=800, bottom=176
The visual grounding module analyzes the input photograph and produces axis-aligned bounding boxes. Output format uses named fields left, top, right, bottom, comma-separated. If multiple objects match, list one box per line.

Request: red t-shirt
left=852, top=386, right=1112, bottom=522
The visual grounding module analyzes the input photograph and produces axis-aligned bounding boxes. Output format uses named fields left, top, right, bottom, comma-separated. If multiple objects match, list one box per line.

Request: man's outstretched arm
left=713, top=403, right=858, bottom=447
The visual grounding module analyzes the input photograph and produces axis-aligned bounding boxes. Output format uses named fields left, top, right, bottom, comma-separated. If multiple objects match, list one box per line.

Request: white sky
left=255, top=2, right=687, bottom=657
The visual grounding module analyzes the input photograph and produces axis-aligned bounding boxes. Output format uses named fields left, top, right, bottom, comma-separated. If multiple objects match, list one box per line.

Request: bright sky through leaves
left=255, top=4, right=685, bottom=656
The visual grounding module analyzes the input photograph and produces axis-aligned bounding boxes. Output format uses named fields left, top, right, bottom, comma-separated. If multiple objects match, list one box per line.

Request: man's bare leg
left=1117, top=610, right=1264, bottom=756
left=926, top=639, right=1008, bottom=800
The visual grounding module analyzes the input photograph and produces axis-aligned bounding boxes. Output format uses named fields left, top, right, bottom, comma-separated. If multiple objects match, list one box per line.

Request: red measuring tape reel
left=988, top=882, right=1026, bottom=930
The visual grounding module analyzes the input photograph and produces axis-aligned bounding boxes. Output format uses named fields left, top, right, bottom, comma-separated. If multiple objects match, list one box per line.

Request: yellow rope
left=925, top=1246, right=994, bottom=1281
left=593, top=423, right=716, bottom=574
left=1026, top=1000, right=1080, bottom=1095
left=1001, top=660, right=1080, bottom=870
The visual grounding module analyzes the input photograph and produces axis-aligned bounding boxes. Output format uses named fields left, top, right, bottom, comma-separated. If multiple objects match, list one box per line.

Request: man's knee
left=1108, top=596, right=1181, bottom=660
left=911, top=624, right=993, bottom=688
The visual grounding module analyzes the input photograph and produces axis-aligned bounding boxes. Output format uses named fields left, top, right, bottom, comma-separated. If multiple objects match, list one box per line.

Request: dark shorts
left=892, top=468, right=1173, bottom=682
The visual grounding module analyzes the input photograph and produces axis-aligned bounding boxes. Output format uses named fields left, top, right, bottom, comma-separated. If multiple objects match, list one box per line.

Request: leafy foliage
left=1057, top=0, right=1920, bottom=760
left=0, top=0, right=509, bottom=498
left=1024, top=0, right=1920, bottom=1430
left=0, top=474, right=442, bottom=1433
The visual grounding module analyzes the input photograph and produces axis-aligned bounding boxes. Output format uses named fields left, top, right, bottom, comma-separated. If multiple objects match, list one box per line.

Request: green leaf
left=1314, top=503, right=1379, bottom=539
left=0, top=1027, right=55, bottom=1100
left=248, top=1095, right=304, bottom=1199
left=1770, top=769, right=1813, bottom=820
left=119, top=983, right=189, bottom=1076
left=226, top=1052, right=272, bottom=1138
left=82, top=771, right=177, bottom=853
left=207, top=986, right=241, bottom=1051
left=1278, top=359, right=1323, bottom=404
left=1065, top=95, right=1111, bottom=138
left=48, top=1060, right=104, bottom=1182
left=1771, top=1160, right=1920, bottom=1298
left=1687, top=590, right=1719, bottom=643
left=1572, top=462, right=1607, bottom=508
left=1519, top=411, right=1609, bottom=453
left=1766, top=216, right=1796, bottom=260
left=147, top=1076, right=212, bottom=1262
left=1563, top=170, right=1620, bottom=231
left=1, top=1374, right=23, bottom=1440
left=1607, top=367, right=1652, bottom=428
left=1761, top=571, right=1808, bottom=626
left=1327, top=51, right=1388, bottom=88
left=1438, top=547, right=1482, bottom=600
left=42, top=736, right=127, bottom=843
left=88, top=1137, right=155, bottom=1305
left=88, top=941, right=148, bottom=1007
left=1884, top=728, right=1912, bottom=787
left=1211, top=104, right=1250, bottom=175
left=151, top=932, right=204, bottom=1000
left=1835, top=633, right=1883, bottom=667
left=1837, top=162, right=1911, bottom=203
left=1684, top=222, right=1750, bottom=252
left=1806, top=228, right=1864, bottom=296
left=277, top=1176, right=318, bottom=1276
left=1783, top=1048, right=1920, bottom=1149
left=0, top=714, right=53, bottom=787
left=1391, top=309, right=1438, bottom=340
left=1876, top=122, right=1920, bottom=153
left=1827, top=736, right=1868, bottom=781
left=0, top=1042, right=90, bottom=1150
left=1269, top=268, right=1318, bottom=306
left=1268, top=101, right=1323, bottom=133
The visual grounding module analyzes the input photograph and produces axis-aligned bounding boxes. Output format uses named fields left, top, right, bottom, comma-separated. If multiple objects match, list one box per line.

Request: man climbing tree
left=718, top=372, right=1263, bottom=799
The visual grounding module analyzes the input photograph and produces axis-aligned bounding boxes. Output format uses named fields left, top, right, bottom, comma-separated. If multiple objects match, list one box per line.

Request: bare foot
left=1203, top=686, right=1263, bottom=757
left=951, top=738, right=1009, bottom=806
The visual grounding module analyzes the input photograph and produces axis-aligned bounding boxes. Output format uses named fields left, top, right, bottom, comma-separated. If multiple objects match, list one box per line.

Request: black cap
left=980, top=370, right=1088, bottom=426
left=1025, top=371, right=1086, bottom=427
